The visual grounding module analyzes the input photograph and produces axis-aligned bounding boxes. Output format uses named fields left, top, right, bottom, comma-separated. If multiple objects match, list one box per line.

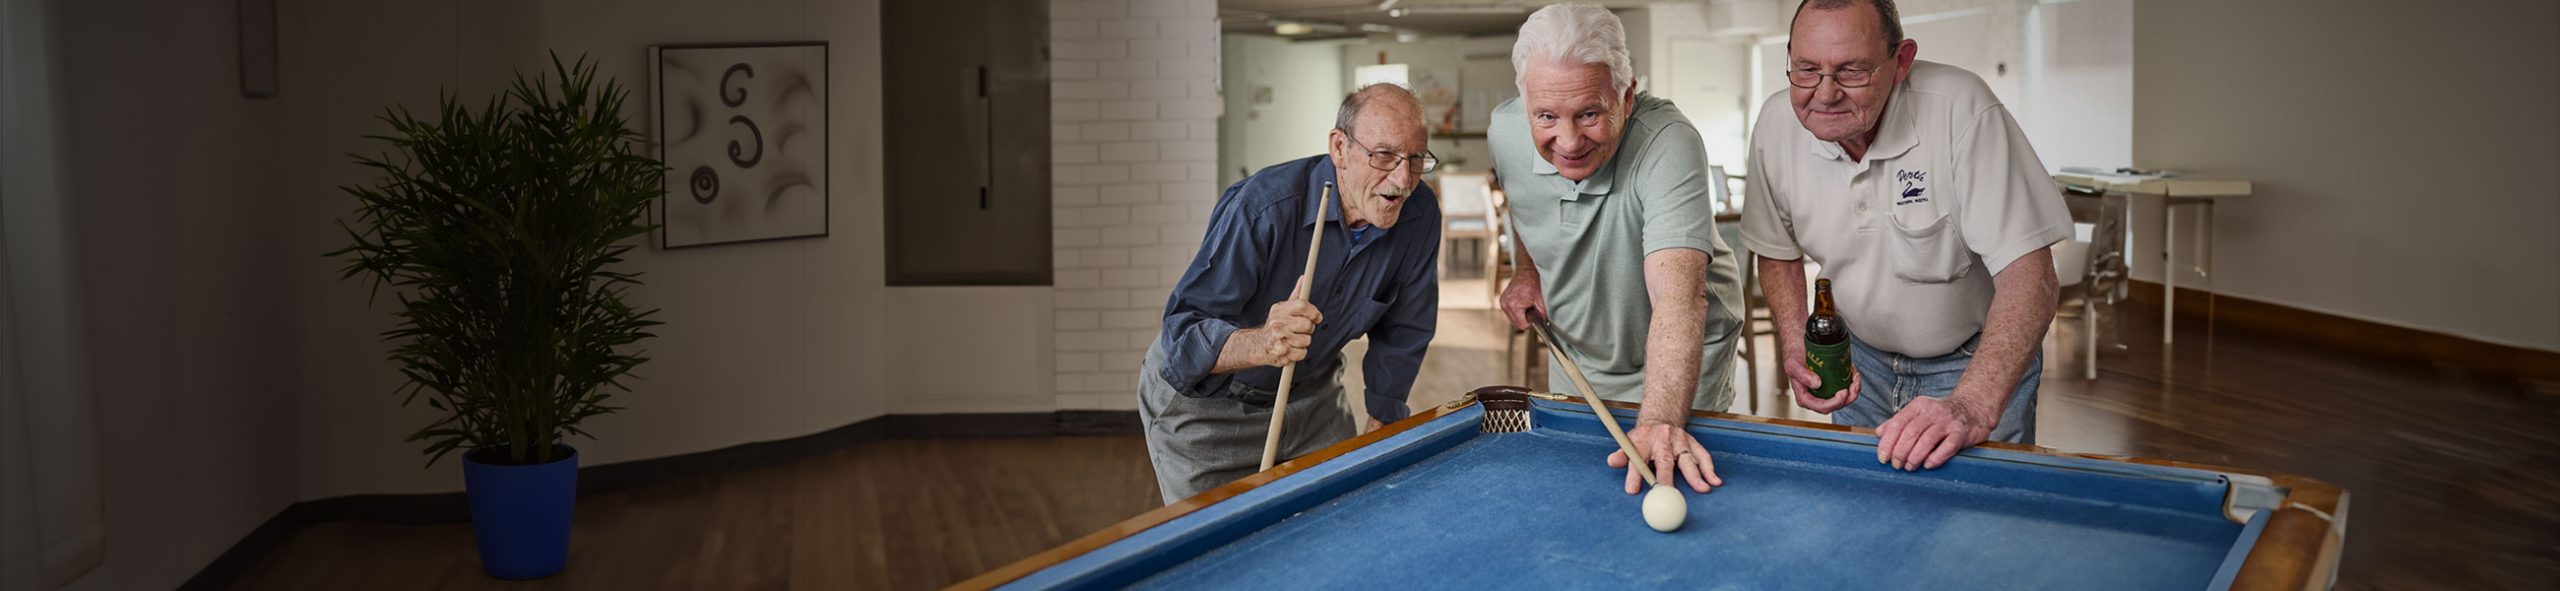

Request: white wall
left=34, top=0, right=1239, bottom=586
left=1450, top=36, right=1522, bottom=172
left=887, top=287, right=1056, bottom=414
left=1049, top=0, right=1222, bottom=411
left=49, top=0, right=899, bottom=588
left=2019, top=0, right=2132, bottom=171
left=2, top=0, right=107, bottom=586
left=1642, top=3, right=1754, bottom=169
left=1620, top=6, right=1652, bottom=83
left=2133, top=0, right=2560, bottom=351
left=50, top=1, right=314, bottom=587
left=1220, top=34, right=1344, bottom=188
left=291, top=0, right=895, bottom=496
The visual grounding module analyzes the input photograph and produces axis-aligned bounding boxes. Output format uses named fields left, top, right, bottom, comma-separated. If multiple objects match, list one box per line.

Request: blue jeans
left=1830, top=333, right=2040, bottom=444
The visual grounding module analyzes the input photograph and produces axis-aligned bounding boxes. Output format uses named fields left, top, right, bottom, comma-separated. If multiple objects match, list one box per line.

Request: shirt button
left=1857, top=203, right=1868, bottom=212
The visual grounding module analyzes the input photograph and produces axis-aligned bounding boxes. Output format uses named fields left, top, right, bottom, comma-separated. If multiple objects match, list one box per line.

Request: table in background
left=2054, top=174, right=2253, bottom=344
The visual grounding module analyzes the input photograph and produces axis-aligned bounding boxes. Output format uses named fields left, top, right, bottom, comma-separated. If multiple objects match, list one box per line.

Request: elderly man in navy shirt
left=1138, top=84, right=1442, bottom=502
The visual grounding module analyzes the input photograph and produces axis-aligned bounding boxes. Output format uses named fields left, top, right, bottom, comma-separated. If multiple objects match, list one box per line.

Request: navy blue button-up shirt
left=1154, top=155, right=1440, bottom=422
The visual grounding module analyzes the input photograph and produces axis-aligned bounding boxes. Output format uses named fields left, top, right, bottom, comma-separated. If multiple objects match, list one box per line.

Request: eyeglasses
left=1341, top=131, right=1438, bottom=175
left=1787, top=65, right=1885, bottom=88
left=1787, top=50, right=1898, bottom=89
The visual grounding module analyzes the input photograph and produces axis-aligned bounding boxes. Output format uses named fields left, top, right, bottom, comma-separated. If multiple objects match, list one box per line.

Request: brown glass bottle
left=1804, top=278, right=1851, bottom=399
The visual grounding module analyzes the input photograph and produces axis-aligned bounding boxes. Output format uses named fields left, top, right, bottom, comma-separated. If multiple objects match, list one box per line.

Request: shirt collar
left=1808, top=78, right=1920, bottom=163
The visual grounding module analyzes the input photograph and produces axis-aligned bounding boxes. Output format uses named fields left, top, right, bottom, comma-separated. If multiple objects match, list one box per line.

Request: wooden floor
left=232, top=278, right=2560, bottom=590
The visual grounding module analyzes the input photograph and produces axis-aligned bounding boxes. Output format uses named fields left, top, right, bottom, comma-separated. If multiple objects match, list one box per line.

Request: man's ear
left=1327, top=128, right=1349, bottom=166
left=1894, top=39, right=1919, bottom=71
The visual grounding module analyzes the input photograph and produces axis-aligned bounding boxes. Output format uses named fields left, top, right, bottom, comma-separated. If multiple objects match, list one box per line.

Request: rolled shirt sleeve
left=1156, top=155, right=1441, bottom=407
left=1155, top=183, right=1272, bottom=397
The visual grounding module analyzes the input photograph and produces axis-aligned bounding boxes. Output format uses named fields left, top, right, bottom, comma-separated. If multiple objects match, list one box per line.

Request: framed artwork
left=650, top=42, right=829, bottom=248
left=1408, top=66, right=1460, bottom=135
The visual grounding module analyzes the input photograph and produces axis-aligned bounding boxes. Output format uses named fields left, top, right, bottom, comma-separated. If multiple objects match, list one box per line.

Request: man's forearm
left=1638, top=250, right=1709, bottom=424
left=1208, top=327, right=1268, bottom=374
left=1510, top=228, right=1539, bottom=281
left=1758, top=257, right=1809, bottom=348
left=1951, top=249, right=2059, bottom=414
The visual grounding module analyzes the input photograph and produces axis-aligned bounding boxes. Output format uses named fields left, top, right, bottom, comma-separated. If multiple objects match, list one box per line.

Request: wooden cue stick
left=1530, top=313, right=1661, bottom=488
left=1260, top=182, right=1334, bottom=472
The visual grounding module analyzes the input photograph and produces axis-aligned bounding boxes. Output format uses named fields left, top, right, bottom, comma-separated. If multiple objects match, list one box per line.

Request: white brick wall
left=1051, top=0, right=1220, bottom=410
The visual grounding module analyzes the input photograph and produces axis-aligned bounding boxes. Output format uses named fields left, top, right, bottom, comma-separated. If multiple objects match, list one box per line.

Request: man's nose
left=1816, top=81, right=1847, bottom=105
left=1392, top=158, right=1424, bottom=182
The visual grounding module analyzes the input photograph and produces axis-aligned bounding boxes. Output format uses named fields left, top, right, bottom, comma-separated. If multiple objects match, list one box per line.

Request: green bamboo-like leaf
left=328, top=52, right=665, bottom=468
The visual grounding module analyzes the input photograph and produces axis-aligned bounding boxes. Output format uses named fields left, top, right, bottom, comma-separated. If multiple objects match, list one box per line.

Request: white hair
left=1511, top=4, right=1635, bottom=97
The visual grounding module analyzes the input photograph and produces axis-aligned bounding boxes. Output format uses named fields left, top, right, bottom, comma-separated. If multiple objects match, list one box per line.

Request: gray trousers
left=1137, top=342, right=1357, bottom=504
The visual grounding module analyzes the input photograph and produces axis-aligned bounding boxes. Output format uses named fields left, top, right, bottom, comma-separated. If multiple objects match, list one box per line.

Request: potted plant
left=329, top=54, right=663, bottom=580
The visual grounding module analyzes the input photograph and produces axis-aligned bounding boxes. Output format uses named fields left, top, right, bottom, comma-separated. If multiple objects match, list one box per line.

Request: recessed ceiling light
left=1275, top=22, right=1313, bottom=35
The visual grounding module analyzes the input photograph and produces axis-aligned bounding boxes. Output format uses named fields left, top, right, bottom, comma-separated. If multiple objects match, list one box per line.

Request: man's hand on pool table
left=1607, top=420, right=1722, bottom=494
left=1874, top=395, right=1994, bottom=471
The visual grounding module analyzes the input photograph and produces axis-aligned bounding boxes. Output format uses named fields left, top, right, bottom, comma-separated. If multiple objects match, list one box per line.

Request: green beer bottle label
left=1806, top=339, right=1852, bottom=399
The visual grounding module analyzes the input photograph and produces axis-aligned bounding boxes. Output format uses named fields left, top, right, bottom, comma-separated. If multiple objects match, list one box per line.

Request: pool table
left=957, top=386, right=2349, bottom=590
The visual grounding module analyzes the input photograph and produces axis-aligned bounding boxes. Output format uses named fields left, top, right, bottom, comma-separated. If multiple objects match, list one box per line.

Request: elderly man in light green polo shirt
left=1491, top=3, right=1748, bottom=497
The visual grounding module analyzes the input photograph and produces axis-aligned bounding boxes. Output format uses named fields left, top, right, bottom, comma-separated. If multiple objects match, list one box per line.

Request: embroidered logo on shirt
left=1896, top=169, right=1930, bottom=205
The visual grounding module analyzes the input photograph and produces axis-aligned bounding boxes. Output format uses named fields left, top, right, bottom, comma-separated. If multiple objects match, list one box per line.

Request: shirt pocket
left=1317, top=288, right=1396, bottom=355
left=1348, top=288, right=1397, bottom=332
left=1886, top=211, right=1971, bottom=284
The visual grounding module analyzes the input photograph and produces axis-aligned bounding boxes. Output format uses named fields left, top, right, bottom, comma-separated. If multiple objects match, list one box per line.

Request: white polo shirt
left=1739, top=60, right=2070, bottom=358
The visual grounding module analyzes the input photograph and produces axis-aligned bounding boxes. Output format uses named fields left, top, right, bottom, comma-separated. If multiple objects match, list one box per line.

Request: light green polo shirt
left=1490, top=93, right=1746, bottom=411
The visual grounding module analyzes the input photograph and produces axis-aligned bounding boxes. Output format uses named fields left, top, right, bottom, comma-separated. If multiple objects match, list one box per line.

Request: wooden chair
left=1435, top=173, right=1501, bottom=297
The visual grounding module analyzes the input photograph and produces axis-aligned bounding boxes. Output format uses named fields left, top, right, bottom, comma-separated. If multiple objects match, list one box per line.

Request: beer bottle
left=1805, top=278, right=1851, bottom=399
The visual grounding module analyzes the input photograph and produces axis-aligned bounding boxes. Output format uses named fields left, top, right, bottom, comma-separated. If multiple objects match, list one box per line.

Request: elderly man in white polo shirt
left=1741, top=0, right=2069, bottom=472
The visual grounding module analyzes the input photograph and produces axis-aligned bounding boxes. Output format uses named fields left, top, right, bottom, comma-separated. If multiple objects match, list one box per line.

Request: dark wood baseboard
left=2126, top=280, right=2560, bottom=381
left=178, top=409, right=1141, bottom=591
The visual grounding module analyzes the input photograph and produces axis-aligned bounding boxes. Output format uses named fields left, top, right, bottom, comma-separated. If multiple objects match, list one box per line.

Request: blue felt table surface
left=1017, top=401, right=2258, bottom=590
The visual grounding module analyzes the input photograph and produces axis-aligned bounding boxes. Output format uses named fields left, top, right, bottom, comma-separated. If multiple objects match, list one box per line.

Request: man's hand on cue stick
left=1260, top=182, right=1333, bottom=472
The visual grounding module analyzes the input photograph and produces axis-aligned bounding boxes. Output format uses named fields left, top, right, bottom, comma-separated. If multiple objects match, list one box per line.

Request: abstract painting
left=651, top=42, right=828, bottom=248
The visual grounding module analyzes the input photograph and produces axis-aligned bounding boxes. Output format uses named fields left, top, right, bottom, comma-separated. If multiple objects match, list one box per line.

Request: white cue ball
left=1642, top=483, right=1687, bottom=532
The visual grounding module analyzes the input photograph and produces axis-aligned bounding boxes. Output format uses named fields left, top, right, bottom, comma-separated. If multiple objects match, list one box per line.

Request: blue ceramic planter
left=461, top=445, right=578, bottom=580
